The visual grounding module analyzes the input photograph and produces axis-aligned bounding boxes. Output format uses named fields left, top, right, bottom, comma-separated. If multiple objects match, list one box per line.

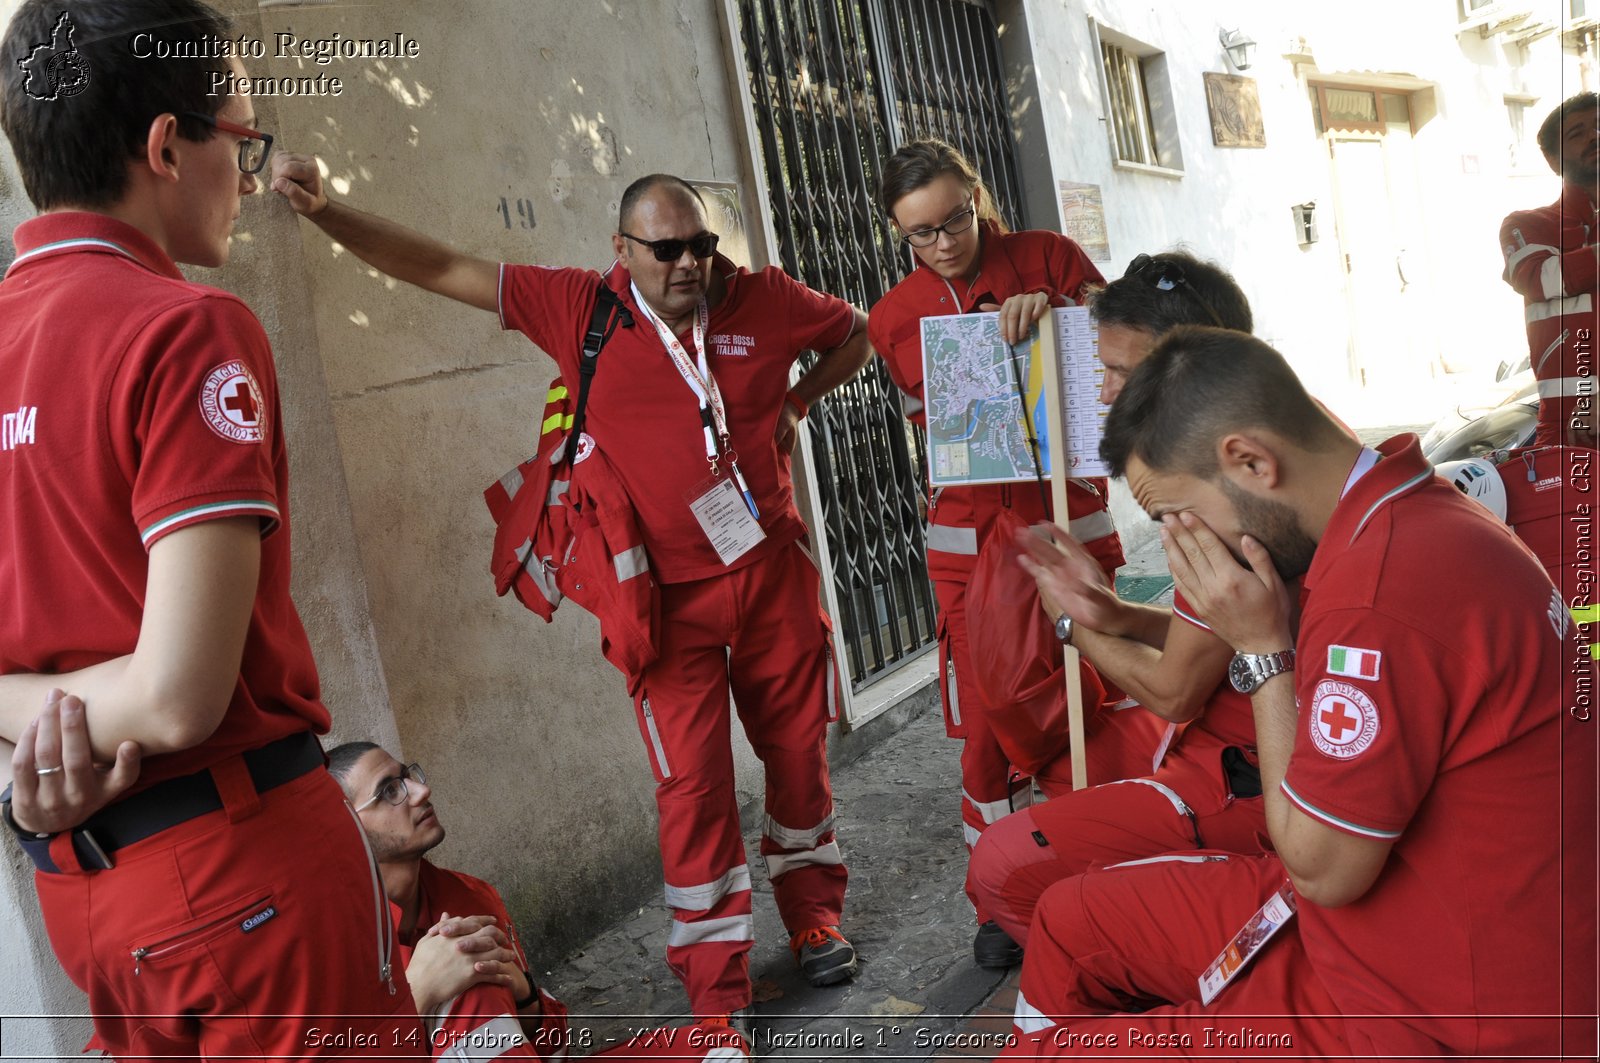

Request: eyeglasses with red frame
left=182, top=111, right=274, bottom=175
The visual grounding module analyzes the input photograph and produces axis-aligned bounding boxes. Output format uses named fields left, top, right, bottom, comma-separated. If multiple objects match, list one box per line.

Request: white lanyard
left=629, top=281, right=759, bottom=518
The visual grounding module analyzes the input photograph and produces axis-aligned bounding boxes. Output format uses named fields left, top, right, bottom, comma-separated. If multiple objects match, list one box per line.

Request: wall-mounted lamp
left=1219, top=28, right=1257, bottom=72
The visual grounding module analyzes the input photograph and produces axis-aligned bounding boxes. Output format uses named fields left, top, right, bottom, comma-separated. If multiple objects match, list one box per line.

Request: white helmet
left=1434, top=457, right=1508, bottom=521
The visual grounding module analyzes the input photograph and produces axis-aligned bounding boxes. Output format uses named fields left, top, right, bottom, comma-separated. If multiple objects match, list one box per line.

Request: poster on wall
left=692, top=181, right=752, bottom=269
left=1203, top=72, right=1266, bottom=148
left=1057, top=181, right=1111, bottom=263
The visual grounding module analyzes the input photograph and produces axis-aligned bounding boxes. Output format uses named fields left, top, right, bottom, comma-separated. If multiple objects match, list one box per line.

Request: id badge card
left=687, top=472, right=766, bottom=566
left=1197, top=881, right=1297, bottom=1005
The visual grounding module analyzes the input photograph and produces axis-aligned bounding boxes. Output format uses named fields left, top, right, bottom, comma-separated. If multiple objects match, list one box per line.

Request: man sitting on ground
left=328, top=742, right=754, bottom=1061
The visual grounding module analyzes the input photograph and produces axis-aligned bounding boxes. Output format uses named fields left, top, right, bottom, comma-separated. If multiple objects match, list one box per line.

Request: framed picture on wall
left=1203, top=72, right=1266, bottom=148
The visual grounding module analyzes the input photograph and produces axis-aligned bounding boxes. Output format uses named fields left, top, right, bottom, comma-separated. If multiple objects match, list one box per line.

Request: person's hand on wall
left=270, top=153, right=329, bottom=217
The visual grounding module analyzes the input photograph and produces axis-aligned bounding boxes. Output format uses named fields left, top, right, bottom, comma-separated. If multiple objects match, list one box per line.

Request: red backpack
left=483, top=286, right=660, bottom=680
left=964, top=507, right=1109, bottom=774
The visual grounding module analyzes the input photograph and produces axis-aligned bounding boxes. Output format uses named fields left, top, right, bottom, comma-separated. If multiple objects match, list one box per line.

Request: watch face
left=1229, top=653, right=1260, bottom=694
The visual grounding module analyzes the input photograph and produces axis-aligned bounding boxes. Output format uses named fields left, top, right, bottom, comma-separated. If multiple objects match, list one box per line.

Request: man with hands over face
left=271, top=151, right=872, bottom=1027
left=1001, top=326, right=1587, bottom=1059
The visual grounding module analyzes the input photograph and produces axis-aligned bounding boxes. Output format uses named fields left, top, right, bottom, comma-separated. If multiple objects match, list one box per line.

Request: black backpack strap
left=564, top=283, right=631, bottom=466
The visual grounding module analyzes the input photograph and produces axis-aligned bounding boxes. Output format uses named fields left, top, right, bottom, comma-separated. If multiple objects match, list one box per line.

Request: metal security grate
left=737, top=0, right=1026, bottom=687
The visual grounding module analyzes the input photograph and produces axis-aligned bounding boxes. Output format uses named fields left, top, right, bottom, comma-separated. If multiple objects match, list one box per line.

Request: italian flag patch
left=1327, top=645, right=1381, bottom=681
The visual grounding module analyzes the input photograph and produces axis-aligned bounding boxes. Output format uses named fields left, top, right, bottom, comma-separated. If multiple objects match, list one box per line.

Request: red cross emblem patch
left=199, top=360, right=266, bottom=444
left=1309, top=679, right=1380, bottom=760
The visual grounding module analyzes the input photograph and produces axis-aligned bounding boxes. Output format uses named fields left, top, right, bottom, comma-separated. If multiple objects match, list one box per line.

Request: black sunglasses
left=1123, top=253, right=1224, bottom=328
left=619, top=231, right=720, bottom=263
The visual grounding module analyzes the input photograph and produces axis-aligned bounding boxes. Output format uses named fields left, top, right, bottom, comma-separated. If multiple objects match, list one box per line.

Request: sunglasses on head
left=1123, top=253, right=1224, bottom=328
left=620, top=231, right=720, bottom=263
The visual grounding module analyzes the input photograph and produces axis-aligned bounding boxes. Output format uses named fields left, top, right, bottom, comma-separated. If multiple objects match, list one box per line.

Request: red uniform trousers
left=630, top=540, right=846, bottom=1016
left=1000, top=852, right=1348, bottom=1060
left=937, top=572, right=1035, bottom=908
left=35, top=765, right=426, bottom=1060
left=970, top=730, right=1269, bottom=946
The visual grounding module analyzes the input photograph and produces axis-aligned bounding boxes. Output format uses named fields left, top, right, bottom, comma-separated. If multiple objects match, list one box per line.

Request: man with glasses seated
left=330, top=743, right=571, bottom=1060
left=270, top=157, right=873, bottom=1030
left=967, top=253, right=1272, bottom=947
left=0, top=1, right=426, bottom=1057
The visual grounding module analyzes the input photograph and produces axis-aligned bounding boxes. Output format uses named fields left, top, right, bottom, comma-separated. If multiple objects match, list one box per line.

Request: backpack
left=964, top=507, right=1109, bottom=774
left=483, top=286, right=660, bottom=679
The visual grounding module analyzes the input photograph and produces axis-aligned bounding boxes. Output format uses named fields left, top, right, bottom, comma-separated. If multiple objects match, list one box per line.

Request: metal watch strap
left=1230, top=648, right=1296, bottom=693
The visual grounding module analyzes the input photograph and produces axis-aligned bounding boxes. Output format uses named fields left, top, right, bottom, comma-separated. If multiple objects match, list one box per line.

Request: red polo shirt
left=498, top=256, right=855, bottom=584
left=0, top=214, right=328, bottom=790
left=1282, top=435, right=1574, bottom=1056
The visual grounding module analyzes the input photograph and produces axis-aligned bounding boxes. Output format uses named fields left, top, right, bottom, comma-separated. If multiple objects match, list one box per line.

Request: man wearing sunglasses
left=0, top=0, right=426, bottom=1058
left=271, top=156, right=873, bottom=1024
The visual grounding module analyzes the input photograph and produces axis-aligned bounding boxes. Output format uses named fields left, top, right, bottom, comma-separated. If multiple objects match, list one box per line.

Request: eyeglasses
left=181, top=111, right=274, bottom=175
left=619, top=231, right=720, bottom=263
left=355, top=763, right=427, bottom=811
left=899, top=202, right=977, bottom=248
left=1123, top=254, right=1225, bottom=327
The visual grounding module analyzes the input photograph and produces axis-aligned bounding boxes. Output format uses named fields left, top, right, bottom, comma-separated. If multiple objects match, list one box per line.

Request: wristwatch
left=1228, top=649, right=1296, bottom=694
left=1054, top=614, right=1075, bottom=645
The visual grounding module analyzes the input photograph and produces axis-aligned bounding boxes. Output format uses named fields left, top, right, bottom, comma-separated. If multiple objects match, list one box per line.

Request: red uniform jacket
left=486, top=380, right=658, bottom=684
left=1500, top=184, right=1600, bottom=443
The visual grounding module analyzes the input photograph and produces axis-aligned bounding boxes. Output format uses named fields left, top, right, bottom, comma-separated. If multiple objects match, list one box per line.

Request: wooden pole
left=1032, top=311, right=1088, bottom=790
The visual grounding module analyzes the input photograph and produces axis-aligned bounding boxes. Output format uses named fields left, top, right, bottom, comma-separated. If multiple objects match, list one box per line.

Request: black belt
left=6, top=731, right=324, bottom=874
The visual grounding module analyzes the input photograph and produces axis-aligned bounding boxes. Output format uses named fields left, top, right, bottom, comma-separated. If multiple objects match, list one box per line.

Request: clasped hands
left=409, top=914, right=533, bottom=1016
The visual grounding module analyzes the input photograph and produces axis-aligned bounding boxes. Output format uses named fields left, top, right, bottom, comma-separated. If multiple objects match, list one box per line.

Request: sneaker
left=973, top=921, right=1024, bottom=968
left=789, top=925, right=859, bottom=987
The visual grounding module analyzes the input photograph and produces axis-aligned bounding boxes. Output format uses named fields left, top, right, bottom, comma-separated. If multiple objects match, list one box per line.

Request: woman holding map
left=866, top=139, right=1159, bottom=970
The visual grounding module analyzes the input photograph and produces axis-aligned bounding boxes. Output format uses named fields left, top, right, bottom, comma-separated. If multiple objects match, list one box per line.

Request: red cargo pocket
left=632, top=687, right=673, bottom=782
